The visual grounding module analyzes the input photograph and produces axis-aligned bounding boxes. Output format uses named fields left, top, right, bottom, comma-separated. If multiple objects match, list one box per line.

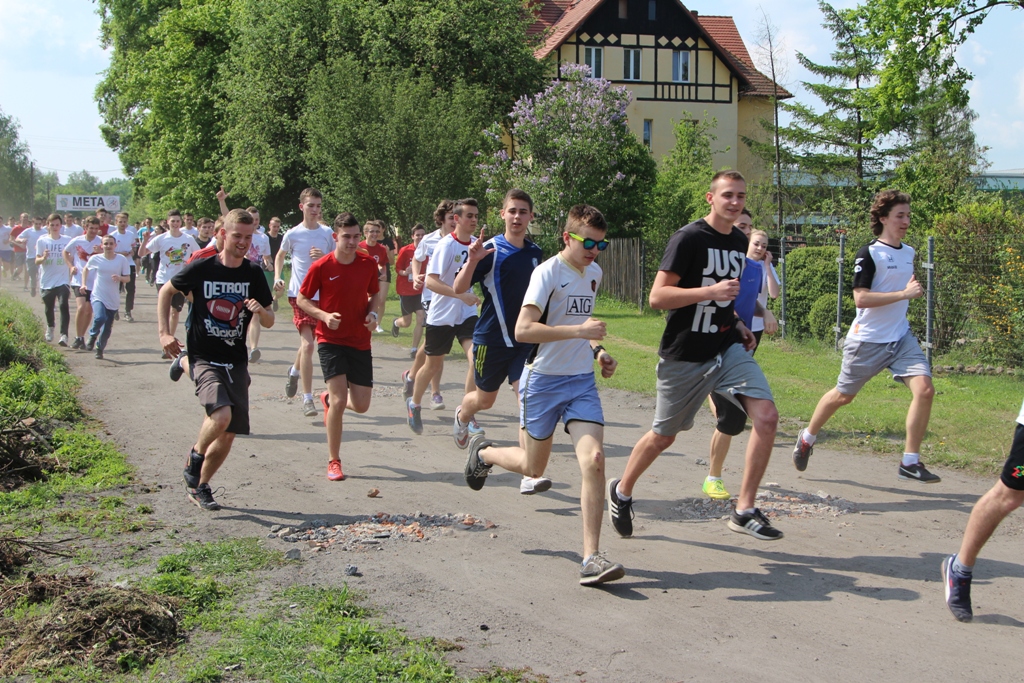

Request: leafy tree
left=0, top=107, right=32, bottom=217
left=302, top=59, right=490, bottom=228
left=477, top=63, right=656, bottom=244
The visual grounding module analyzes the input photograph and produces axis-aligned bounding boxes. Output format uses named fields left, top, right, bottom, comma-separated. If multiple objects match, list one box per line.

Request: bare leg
left=957, top=481, right=1024, bottom=565
left=194, top=406, right=233, bottom=485
left=709, top=431, right=731, bottom=478
left=461, top=338, right=475, bottom=397
left=413, top=355, right=444, bottom=405
left=75, top=297, right=92, bottom=338
left=807, top=388, right=856, bottom=436
left=297, top=324, right=316, bottom=395
left=736, top=396, right=778, bottom=511
left=568, top=421, right=607, bottom=559
left=325, top=375, right=372, bottom=461
left=412, top=309, right=424, bottom=349
left=460, top=388, right=499, bottom=423
left=617, top=430, right=676, bottom=498
left=248, top=317, right=261, bottom=354
left=904, top=375, right=935, bottom=453
left=480, top=431, right=553, bottom=479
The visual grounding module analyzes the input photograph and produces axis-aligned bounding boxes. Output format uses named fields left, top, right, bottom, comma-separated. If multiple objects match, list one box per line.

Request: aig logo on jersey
left=566, top=296, right=593, bottom=316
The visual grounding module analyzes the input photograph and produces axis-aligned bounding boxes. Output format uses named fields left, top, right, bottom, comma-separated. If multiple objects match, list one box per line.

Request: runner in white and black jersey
left=793, top=190, right=939, bottom=483
left=401, top=201, right=454, bottom=406
left=608, top=171, right=783, bottom=542
left=406, top=199, right=479, bottom=434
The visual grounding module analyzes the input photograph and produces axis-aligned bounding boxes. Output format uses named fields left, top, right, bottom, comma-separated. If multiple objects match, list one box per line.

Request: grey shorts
left=193, top=360, right=251, bottom=435
left=836, top=330, right=930, bottom=395
left=652, top=343, right=774, bottom=437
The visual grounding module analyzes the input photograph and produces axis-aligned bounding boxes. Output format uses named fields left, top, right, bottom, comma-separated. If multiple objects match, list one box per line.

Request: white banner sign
left=55, top=195, right=122, bottom=212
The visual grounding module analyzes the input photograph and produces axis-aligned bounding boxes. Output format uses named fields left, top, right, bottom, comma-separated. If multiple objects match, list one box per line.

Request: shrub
left=778, top=246, right=854, bottom=339
left=808, top=293, right=855, bottom=342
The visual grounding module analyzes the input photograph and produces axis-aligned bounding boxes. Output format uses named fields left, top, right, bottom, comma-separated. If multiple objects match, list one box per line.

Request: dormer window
left=619, top=0, right=627, bottom=19
left=648, top=0, right=656, bottom=21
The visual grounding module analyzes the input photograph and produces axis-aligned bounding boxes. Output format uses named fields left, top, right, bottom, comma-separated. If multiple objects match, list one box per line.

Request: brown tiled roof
left=529, top=1, right=791, bottom=98
left=695, top=14, right=793, bottom=98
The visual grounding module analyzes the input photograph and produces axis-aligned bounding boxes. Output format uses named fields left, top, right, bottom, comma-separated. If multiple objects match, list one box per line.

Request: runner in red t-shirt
left=298, top=212, right=385, bottom=482
left=391, top=224, right=427, bottom=353
left=10, top=212, right=29, bottom=285
left=358, top=220, right=390, bottom=333
left=96, top=208, right=111, bottom=237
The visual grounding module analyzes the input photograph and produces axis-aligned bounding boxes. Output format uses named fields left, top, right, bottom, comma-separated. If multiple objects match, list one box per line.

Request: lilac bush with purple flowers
left=477, top=63, right=655, bottom=240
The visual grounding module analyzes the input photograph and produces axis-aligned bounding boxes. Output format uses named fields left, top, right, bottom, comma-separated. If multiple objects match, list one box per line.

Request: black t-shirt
left=658, top=219, right=748, bottom=362
left=267, top=233, right=284, bottom=261
left=195, top=237, right=212, bottom=250
left=171, top=256, right=274, bottom=365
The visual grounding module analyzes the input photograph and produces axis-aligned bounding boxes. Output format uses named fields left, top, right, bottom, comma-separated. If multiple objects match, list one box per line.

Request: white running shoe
left=520, top=476, right=552, bottom=495
left=45, top=327, right=54, bottom=342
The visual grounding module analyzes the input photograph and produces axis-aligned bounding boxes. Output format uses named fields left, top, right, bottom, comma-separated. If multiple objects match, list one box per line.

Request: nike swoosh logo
left=329, top=276, right=339, bottom=281
left=560, top=283, right=570, bottom=288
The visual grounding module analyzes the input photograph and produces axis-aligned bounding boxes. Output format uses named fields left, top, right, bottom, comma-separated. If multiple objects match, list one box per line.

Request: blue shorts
left=519, top=368, right=603, bottom=441
left=474, top=343, right=532, bottom=393
left=0, top=250, right=12, bottom=263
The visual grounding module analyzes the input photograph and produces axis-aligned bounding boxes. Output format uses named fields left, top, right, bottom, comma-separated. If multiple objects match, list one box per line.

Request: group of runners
left=3, top=173, right=1021, bottom=611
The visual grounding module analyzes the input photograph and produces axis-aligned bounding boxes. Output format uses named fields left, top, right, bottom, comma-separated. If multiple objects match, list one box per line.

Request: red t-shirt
left=358, top=240, right=389, bottom=273
left=299, top=252, right=380, bottom=350
left=186, top=244, right=218, bottom=264
left=10, top=227, right=26, bottom=253
left=98, top=223, right=110, bottom=237
left=394, top=244, right=418, bottom=296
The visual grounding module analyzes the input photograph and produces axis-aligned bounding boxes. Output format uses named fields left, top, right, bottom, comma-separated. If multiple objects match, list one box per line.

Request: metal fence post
left=779, top=235, right=787, bottom=340
left=924, top=235, right=935, bottom=365
left=835, top=233, right=845, bottom=351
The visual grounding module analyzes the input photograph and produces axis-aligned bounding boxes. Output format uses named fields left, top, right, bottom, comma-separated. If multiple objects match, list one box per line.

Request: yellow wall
left=737, top=96, right=774, bottom=182
left=625, top=97, right=738, bottom=171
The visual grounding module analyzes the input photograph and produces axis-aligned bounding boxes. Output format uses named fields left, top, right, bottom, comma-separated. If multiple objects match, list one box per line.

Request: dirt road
left=15, top=283, right=1024, bottom=682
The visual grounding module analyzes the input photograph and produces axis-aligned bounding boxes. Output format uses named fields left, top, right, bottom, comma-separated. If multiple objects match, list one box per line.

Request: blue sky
left=1, top=0, right=1021, bottom=185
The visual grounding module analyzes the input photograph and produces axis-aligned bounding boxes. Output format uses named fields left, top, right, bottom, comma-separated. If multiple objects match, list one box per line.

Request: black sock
left=187, top=449, right=205, bottom=476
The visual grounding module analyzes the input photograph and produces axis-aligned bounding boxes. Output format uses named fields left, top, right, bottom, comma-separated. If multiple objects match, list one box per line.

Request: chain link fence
left=601, top=232, right=1024, bottom=368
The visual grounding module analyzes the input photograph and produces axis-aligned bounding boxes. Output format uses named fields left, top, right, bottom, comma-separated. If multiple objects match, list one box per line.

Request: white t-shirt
left=62, top=224, right=83, bottom=239
left=108, top=228, right=138, bottom=263
left=247, top=230, right=271, bottom=267
left=182, top=227, right=199, bottom=237
left=21, top=227, right=46, bottom=258
left=35, top=235, right=72, bottom=289
left=751, top=262, right=780, bottom=333
left=147, top=232, right=199, bottom=284
left=522, top=254, right=603, bottom=376
left=426, top=232, right=477, bottom=326
left=280, top=224, right=335, bottom=298
left=0, top=225, right=11, bottom=251
left=415, top=228, right=446, bottom=304
left=65, top=235, right=103, bottom=288
left=85, top=254, right=131, bottom=311
left=847, top=240, right=915, bottom=343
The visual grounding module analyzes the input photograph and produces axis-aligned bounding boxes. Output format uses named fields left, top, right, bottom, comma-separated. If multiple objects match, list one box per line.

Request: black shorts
left=709, top=392, right=748, bottom=437
left=318, top=343, right=373, bottom=386
left=400, top=294, right=422, bottom=317
left=424, top=317, right=477, bottom=357
left=382, top=267, right=391, bottom=283
left=76, top=287, right=92, bottom=300
left=193, top=360, right=251, bottom=435
left=474, top=343, right=533, bottom=393
left=157, top=282, right=186, bottom=311
left=1000, top=423, right=1024, bottom=491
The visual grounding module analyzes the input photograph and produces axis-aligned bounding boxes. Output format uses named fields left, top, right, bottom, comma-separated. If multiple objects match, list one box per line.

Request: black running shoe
left=941, top=555, right=973, bottom=622
left=186, top=483, right=221, bottom=511
left=728, top=508, right=784, bottom=540
left=285, top=371, right=298, bottom=398
left=94, top=348, right=103, bottom=360
left=71, top=337, right=85, bottom=350
left=607, top=477, right=634, bottom=538
left=182, top=449, right=204, bottom=490
left=86, top=335, right=96, bottom=351
left=169, top=352, right=185, bottom=382
left=464, top=434, right=493, bottom=490
left=898, top=461, right=941, bottom=483
left=391, top=319, right=400, bottom=338
left=793, top=431, right=813, bottom=471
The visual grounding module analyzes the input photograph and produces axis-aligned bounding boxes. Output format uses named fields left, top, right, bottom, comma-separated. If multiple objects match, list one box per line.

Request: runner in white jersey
left=0, top=217, right=12, bottom=283
left=462, top=204, right=625, bottom=587
left=406, top=199, right=480, bottom=434
left=793, top=189, right=939, bottom=483
left=62, top=214, right=83, bottom=239
left=64, top=216, right=103, bottom=349
left=182, top=212, right=198, bottom=237
left=82, top=234, right=131, bottom=359
left=273, top=187, right=336, bottom=417
left=140, top=209, right=200, bottom=350
left=35, top=214, right=73, bottom=345
left=109, top=211, right=139, bottom=322
left=401, top=200, right=454, bottom=406
left=15, top=217, right=47, bottom=297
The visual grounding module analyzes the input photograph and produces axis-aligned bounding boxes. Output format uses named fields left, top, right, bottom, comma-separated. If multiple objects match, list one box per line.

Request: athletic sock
left=901, top=452, right=920, bottom=467
left=951, top=555, right=973, bottom=576
left=288, top=366, right=300, bottom=377
left=187, top=449, right=205, bottom=476
left=801, top=429, right=817, bottom=446
left=736, top=507, right=755, bottom=516
left=302, top=393, right=314, bottom=403
left=614, top=483, right=631, bottom=502
left=706, top=476, right=722, bottom=482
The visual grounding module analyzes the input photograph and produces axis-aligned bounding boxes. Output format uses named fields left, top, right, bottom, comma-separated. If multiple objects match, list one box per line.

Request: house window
left=584, top=46, right=603, bottom=78
left=648, top=0, right=656, bottom=20
left=643, top=119, right=653, bottom=150
left=623, top=48, right=641, bottom=81
left=619, top=0, right=627, bottom=19
left=672, top=50, right=690, bottom=82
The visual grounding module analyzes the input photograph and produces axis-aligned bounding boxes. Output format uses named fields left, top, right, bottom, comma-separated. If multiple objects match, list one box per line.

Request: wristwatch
left=592, top=345, right=606, bottom=359
left=369, top=311, right=379, bottom=322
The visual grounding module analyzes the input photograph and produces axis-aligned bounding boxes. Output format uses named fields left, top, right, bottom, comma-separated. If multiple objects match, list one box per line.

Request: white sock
left=902, top=452, right=920, bottom=466
left=289, top=366, right=300, bottom=377
left=706, top=476, right=722, bottom=482
left=615, top=483, right=631, bottom=501
left=801, top=429, right=817, bottom=446
left=736, top=507, right=755, bottom=516
left=302, top=393, right=314, bottom=403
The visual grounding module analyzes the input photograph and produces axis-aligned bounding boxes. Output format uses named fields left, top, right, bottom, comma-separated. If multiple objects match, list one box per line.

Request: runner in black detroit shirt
left=658, top=218, right=748, bottom=362
left=172, top=254, right=273, bottom=365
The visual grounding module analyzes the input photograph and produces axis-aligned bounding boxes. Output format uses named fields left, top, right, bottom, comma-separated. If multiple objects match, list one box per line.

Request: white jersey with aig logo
left=522, top=253, right=602, bottom=376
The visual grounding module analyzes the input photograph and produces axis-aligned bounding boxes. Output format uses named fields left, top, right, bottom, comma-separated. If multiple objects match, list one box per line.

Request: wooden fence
left=597, top=237, right=646, bottom=309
